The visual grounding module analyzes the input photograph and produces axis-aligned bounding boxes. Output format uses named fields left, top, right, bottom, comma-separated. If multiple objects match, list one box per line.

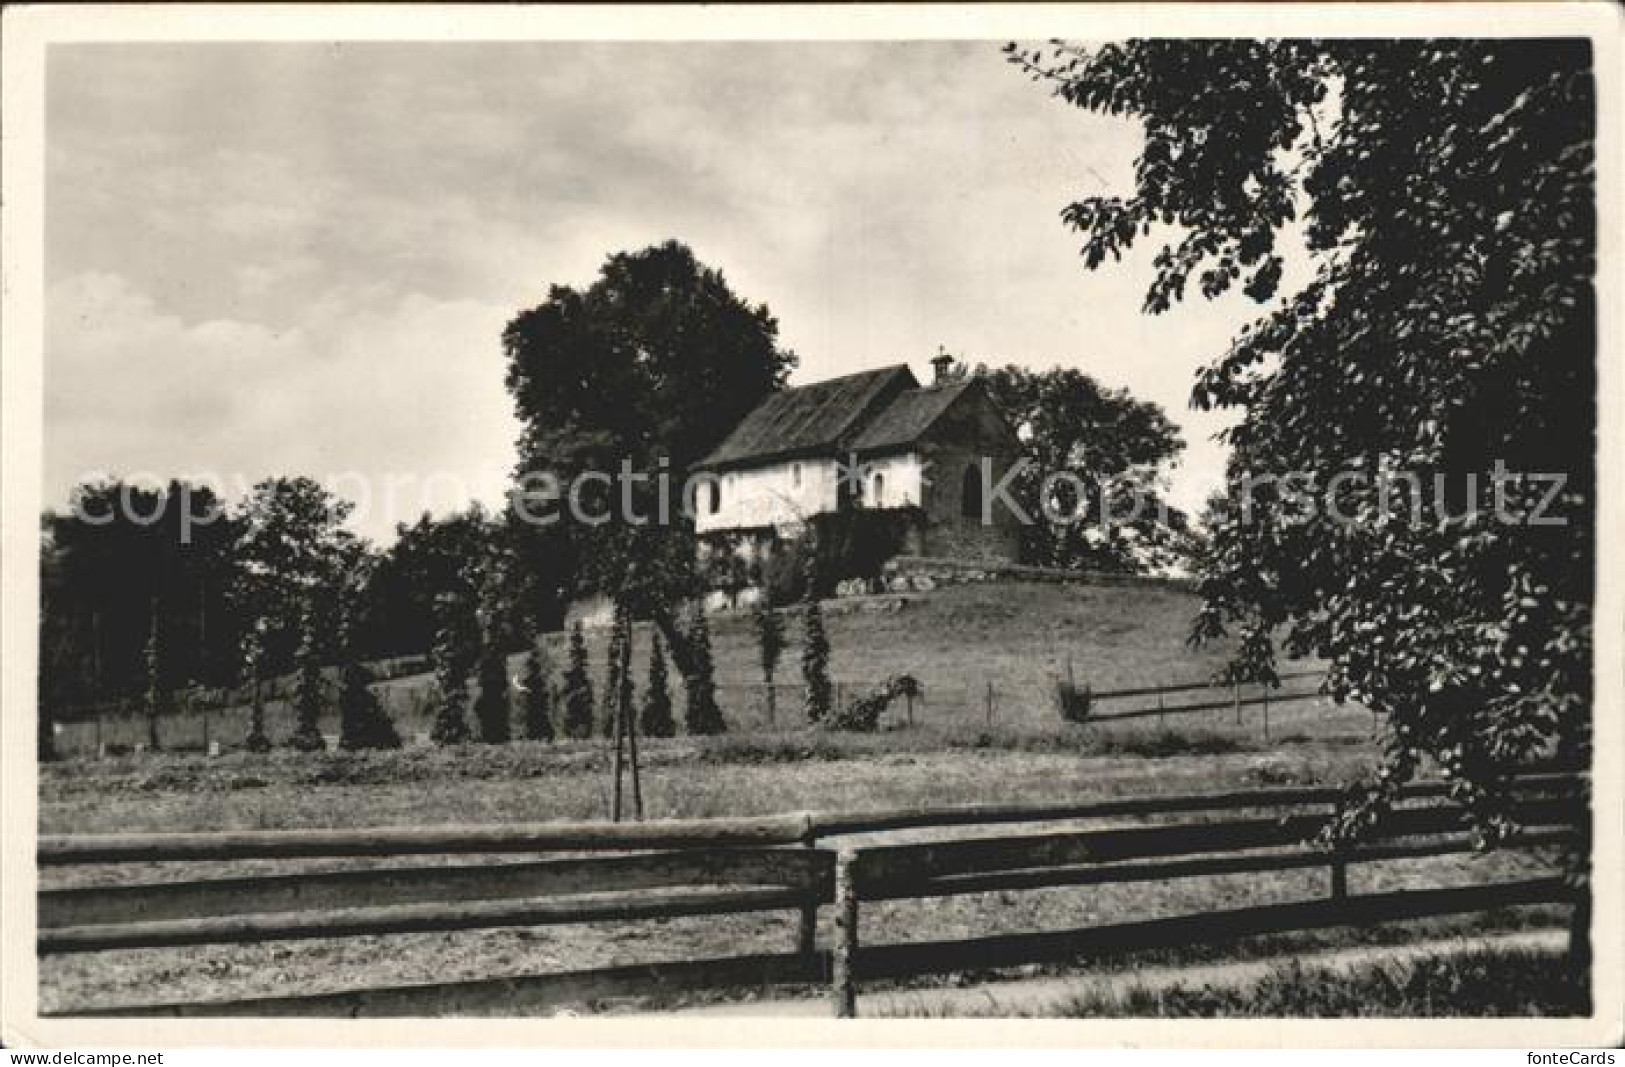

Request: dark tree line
left=39, top=480, right=567, bottom=717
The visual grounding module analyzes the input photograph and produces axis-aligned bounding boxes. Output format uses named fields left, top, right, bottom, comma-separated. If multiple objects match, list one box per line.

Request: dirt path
left=666, top=928, right=1567, bottom=1017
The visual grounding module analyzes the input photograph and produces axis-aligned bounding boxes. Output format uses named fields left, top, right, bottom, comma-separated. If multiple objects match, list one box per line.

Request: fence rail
left=39, top=771, right=1583, bottom=1017
left=49, top=667, right=1337, bottom=758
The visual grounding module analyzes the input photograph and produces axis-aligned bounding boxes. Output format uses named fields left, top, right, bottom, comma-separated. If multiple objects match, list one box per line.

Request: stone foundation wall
left=879, top=555, right=1193, bottom=594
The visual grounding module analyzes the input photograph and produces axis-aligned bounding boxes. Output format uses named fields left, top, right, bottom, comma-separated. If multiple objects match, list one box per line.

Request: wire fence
left=47, top=665, right=1360, bottom=759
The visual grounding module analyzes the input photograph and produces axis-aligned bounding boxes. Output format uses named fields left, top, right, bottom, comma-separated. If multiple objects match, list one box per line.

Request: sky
left=45, top=40, right=1290, bottom=544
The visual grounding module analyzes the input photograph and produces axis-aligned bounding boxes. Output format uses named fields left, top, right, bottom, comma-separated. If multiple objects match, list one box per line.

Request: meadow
left=38, top=580, right=1567, bottom=1016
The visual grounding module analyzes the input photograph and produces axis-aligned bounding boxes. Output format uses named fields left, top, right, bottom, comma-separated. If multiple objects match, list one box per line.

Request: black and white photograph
left=1, top=2, right=1620, bottom=1050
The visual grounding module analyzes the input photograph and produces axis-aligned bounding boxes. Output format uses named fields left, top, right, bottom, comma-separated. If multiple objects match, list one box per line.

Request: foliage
left=560, top=621, right=596, bottom=740
left=969, top=362, right=1191, bottom=573
left=751, top=600, right=786, bottom=723
left=800, top=566, right=834, bottom=723
left=520, top=636, right=555, bottom=743
left=640, top=633, right=676, bottom=738
left=502, top=241, right=795, bottom=693
left=336, top=607, right=402, bottom=751
left=241, top=619, right=272, bottom=753
left=40, top=479, right=241, bottom=710
left=142, top=601, right=167, bottom=750
left=1013, top=39, right=1596, bottom=838
left=682, top=604, right=726, bottom=735
left=472, top=557, right=514, bottom=744
left=234, top=477, right=362, bottom=676
left=826, top=674, right=922, bottom=732
left=1055, top=674, right=1094, bottom=725
left=759, top=509, right=917, bottom=605
left=601, top=603, right=631, bottom=738
left=288, top=600, right=328, bottom=752
left=428, top=592, right=475, bottom=745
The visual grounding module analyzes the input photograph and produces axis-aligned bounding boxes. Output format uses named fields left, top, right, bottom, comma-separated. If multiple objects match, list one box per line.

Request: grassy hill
left=61, top=579, right=1353, bottom=753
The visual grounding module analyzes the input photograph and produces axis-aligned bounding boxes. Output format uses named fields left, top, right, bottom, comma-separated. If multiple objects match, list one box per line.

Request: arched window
left=961, top=463, right=982, bottom=519
left=792, top=463, right=802, bottom=489
left=871, top=472, right=885, bottom=507
left=706, top=481, right=721, bottom=515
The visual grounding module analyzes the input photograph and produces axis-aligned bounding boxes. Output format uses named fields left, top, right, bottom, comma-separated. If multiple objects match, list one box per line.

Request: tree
left=801, top=560, right=833, bottom=723
left=241, top=618, right=272, bottom=753
left=520, top=635, right=555, bottom=742
left=640, top=633, right=676, bottom=738
left=472, top=557, right=515, bottom=744
left=601, top=608, right=628, bottom=739
left=357, top=507, right=488, bottom=660
left=969, top=363, right=1191, bottom=573
left=560, top=621, right=596, bottom=740
left=428, top=592, right=474, bottom=745
left=40, top=479, right=241, bottom=711
left=605, top=601, right=642, bottom=820
left=1011, top=40, right=1594, bottom=837
left=288, top=599, right=328, bottom=751
left=752, top=600, right=786, bottom=724
left=336, top=606, right=401, bottom=751
left=142, top=598, right=166, bottom=750
left=682, top=603, right=726, bottom=735
left=502, top=241, right=795, bottom=692
left=234, top=477, right=363, bottom=675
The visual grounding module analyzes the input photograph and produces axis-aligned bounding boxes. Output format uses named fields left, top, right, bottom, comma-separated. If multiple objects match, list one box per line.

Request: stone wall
left=879, top=554, right=1193, bottom=594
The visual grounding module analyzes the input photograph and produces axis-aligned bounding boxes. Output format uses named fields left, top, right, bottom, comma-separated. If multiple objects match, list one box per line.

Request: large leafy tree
left=1011, top=40, right=1594, bottom=834
left=357, top=507, right=489, bottom=660
left=502, top=241, right=795, bottom=672
left=233, top=476, right=365, bottom=675
left=968, top=362, right=1189, bottom=572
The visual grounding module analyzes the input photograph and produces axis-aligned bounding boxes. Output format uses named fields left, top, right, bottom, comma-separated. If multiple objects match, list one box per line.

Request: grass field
left=37, top=735, right=1568, bottom=1014
left=55, top=580, right=1354, bottom=755
left=890, top=945, right=1588, bottom=1018
left=40, top=580, right=1565, bottom=1017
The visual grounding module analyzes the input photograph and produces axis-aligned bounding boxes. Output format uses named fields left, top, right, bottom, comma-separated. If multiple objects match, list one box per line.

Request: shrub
left=827, top=674, right=921, bottom=732
left=428, top=593, right=473, bottom=745
left=683, top=604, right=727, bottom=735
left=601, top=603, right=637, bottom=739
left=520, top=639, right=554, bottom=742
left=337, top=659, right=401, bottom=750
left=640, top=634, right=676, bottom=738
left=242, top=623, right=272, bottom=753
left=143, top=605, right=167, bottom=751
left=752, top=600, right=786, bottom=725
left=472, top=641, right=511, bottom=744
left=801, top=594, right=833, bottom=723
left=560, top=621, right=595, bottom=740
left=1055, top=679, right=1093, bottom=725
left=288, top=603, right=328, bottom=752
left=762, top=509, right=915, bottom=605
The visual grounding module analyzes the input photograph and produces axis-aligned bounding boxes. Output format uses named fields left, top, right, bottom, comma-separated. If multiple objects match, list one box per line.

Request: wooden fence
left=38, top=772, right=1582, bottom=1017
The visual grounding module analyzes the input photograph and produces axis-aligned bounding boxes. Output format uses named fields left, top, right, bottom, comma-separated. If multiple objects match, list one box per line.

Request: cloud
left=44, top=41, right=1301, bottom=535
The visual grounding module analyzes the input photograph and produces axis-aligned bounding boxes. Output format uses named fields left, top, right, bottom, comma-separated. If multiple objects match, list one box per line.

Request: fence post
left=1233, top=682, right=1241, bottom=725
left=1262, top=687, right=1271, bottom=741
left=985, top=681, right=994, bottom=728
left=797, top=819, right=820, bottom=959
left=1331, top=847, right=1349, bottom=902
left=832, top=849, right=859, bottom=1018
